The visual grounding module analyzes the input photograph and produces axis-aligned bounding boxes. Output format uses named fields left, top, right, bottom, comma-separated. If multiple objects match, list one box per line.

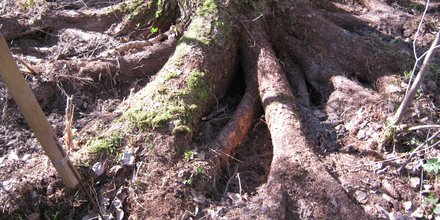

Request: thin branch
left=406, top=0, right=431, bottom=95
left=413, top=0, right=430, bottom=60
left=409, top=125, right=440, bottom=131
left=392, top=31, right=439, bottom=124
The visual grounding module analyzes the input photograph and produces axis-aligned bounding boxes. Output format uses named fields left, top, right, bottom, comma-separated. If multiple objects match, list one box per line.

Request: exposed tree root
left=1, top=1, right=179, bottom=41
left=38, top=37, right=177, bottom=85
left=241, top=20, right=367, bottom=219
left=209, top=70, right=259, bottom=167
left=198, top=58, right=261, bottom=195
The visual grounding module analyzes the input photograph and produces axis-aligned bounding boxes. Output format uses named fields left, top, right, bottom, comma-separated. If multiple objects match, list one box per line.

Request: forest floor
left=0, top=0, right=439, bottom=219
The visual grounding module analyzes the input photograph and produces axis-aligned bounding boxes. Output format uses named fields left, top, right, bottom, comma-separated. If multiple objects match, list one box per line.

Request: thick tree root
left=242, top=21, right=367, bottom=219
left=38, top=37, right=177, bottom=84
left=199, top=58, right=260, bottom=195
left=1, top=1, right=179, bottom=41
left=270, top=0, right=409, bottom=93
left=209, top=71, right=259, bottom=167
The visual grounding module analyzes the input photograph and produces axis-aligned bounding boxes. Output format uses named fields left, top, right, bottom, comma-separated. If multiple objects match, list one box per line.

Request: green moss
left=165, top=71, right=180, bottom=80
left=174, top=125, right=192, bottom=133
left=156, top=0, right=163, bottom=18
left=182, top=70, right=210, bottom=103
left=122, top=69, right=211, bottom=133
left=129, top=1, right=155, bottom=23
left=87, top=131, right=124, bottom=154
left=108, top=0, right=143, bottom=15
left=182, top=19, right=211, bottom=46
left=107, top=0, right=157, bottom=28
left=198, top=0, right=218, bottom=16
left=215, top=20, right=229, bottom=44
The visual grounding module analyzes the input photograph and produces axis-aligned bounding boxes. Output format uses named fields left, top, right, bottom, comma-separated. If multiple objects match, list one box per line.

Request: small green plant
left=151, top=27, right=159, bottom=34
left=183, top=149, right=196, bottom=161
left=24, top=0, right=36, bottom=9
left=196, top=166, right=205, bottom=174
left=426, top=193, right=440, bottom=215
left=184, top=177, right=193, bottom=185
left=403, top=70, right=412, bottom=81
left=383, top=119, right=397, bottom=141
left=135, top=180, right=147, bottom=191
left=409, top=136, right=422, bottom=146
left=51, top=210, right=61, bottom=220
left=164, top=71, right=179, bottom=80
left=13, top=214, right=25, bottom=220
left=423, top=158, right=440, bottom=175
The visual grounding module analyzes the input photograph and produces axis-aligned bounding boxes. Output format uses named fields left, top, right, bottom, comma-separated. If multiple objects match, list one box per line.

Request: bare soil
left=0, top=0, right=439, bottom=219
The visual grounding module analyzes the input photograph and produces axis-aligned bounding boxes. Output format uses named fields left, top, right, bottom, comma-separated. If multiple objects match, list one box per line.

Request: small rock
left=386, top=84, right=402, bottom=93
left=403, top=201, right=413, bottom=211
left=389, top=211, right=412, bottom=220
left=9, top=151, right=19, bottom=161
left=424, top=184, right=433, bottom=191
left=21, top=154, right=31, bottom=161
left=92, top=162, right=105, bottom=176
left=193, top=196, right=206, bottom=205
left=47, top=184, right=54, bottom=194
left=355, top=190, right=369, bottom=204
left=2, top=180, right=14, bottom=191
left=411, top=207, right=424, bottom=218
left=356, top=129, right=366, bottom=140
left=121, top=152, right=134, bottom=166
left=177, top=170, right=189, bottom=178
left=227, top=192, right=245, bottom=206
left=409, top=177, right=420, bottom=189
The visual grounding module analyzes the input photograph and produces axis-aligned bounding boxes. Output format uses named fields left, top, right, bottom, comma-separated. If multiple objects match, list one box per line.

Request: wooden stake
left=0, top=35, right=80, bottom=188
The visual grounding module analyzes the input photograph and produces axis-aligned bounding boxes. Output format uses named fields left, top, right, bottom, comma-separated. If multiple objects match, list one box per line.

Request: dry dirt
left=0, top=0, right=439, bottom=219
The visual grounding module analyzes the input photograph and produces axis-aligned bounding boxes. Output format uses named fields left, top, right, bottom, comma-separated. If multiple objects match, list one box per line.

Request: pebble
left=92, top=162, right=105, bottom=176
left=403, top=201, right=413, bottom=211
left=382, top=193, right=394, bottom=203
left=355, top=190, right=368, bottom=204
left=193, top=196, right=206, bottom=205
left=409, top=177, right=420, bottom=189
left=121, top=152, right=134, bottom=166
left=411, top=207, right=424, bottom=218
